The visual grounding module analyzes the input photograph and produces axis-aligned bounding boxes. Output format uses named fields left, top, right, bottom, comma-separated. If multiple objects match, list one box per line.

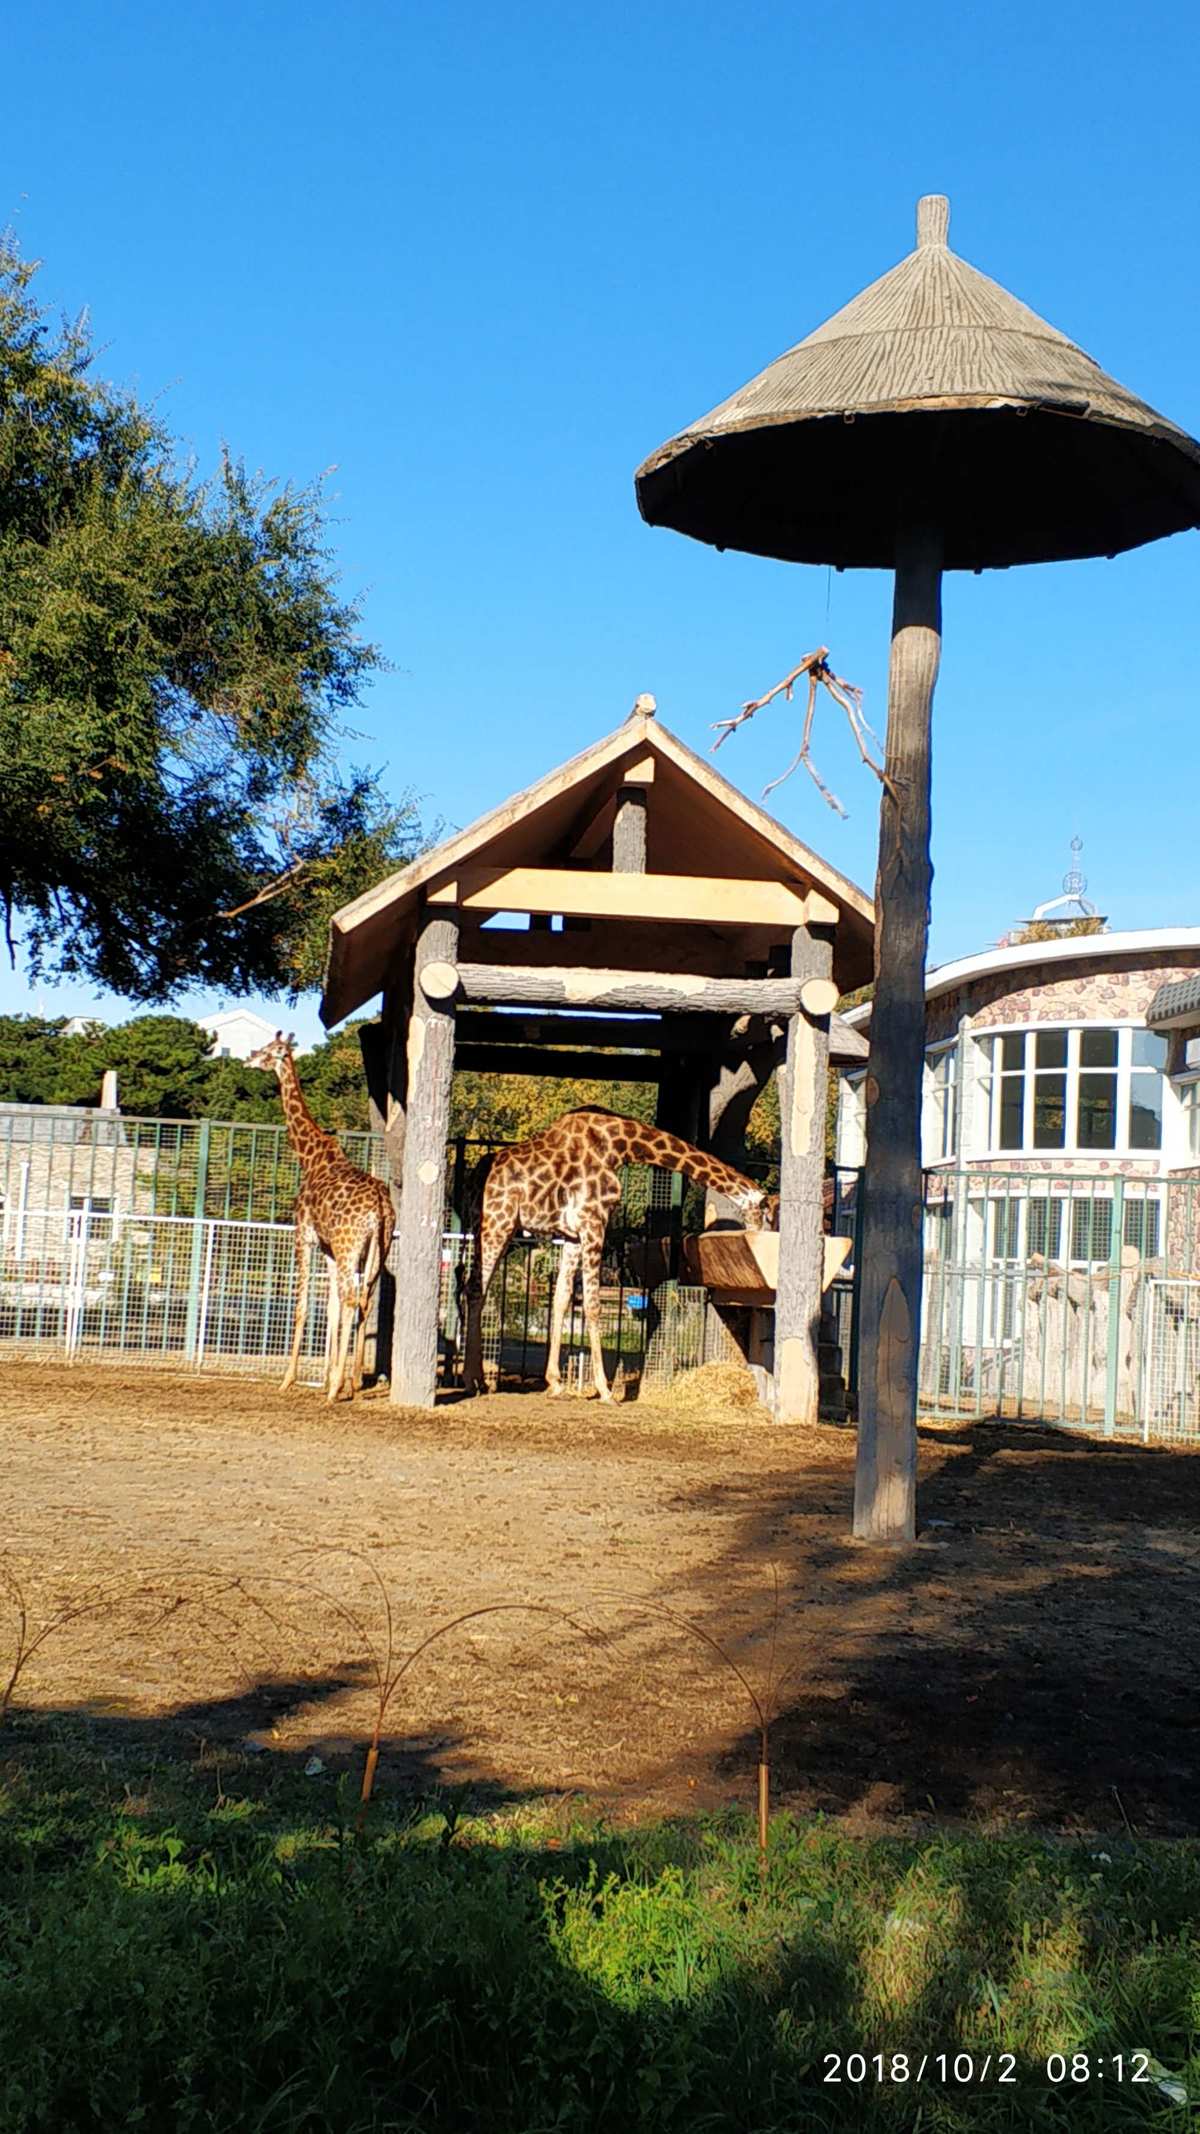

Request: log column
left=774, top=924, right=835, bottom=1426
left=359, top=1005, right=403, bottom=1386
left=391, top=910, right=459, bottom=1407
left=853, top=527, right=942, bottom=1540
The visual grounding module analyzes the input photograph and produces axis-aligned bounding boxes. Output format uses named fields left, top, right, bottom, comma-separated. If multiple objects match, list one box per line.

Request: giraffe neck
left=590, top=1114, right=766, bottom=1211
left=277, top=1052, right=338, bottom=1171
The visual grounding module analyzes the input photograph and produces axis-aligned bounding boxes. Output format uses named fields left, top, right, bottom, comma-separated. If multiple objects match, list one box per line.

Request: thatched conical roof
left=635, top=197, right=1200, bottom=570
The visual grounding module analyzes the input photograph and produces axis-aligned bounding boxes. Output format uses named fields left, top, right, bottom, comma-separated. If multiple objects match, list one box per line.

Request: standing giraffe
left=249, top=1034, right=396, bottom=1402
left=460, top=1108, right=777, bottom=1402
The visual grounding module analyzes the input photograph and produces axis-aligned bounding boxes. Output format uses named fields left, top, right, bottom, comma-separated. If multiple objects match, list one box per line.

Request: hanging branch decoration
left=710, top=645, right=893, bottom=814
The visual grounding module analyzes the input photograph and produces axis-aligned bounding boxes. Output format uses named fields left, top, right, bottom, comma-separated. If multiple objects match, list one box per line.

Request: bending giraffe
left=460, top=1108, right=777, bottom=1402
left=249, top=1033, right=395, bottom=1402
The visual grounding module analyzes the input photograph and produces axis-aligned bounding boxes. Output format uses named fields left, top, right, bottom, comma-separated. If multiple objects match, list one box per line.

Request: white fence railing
left=0, top=1207, right=338, bottom=1381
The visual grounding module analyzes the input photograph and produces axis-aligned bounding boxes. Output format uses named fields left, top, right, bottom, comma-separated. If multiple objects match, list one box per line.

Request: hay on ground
left=654, top=1362, right=768, bottom=1422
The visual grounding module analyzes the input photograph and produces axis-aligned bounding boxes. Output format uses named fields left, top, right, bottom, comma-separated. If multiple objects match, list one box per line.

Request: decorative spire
left=916, top=194, right=950, bottom=249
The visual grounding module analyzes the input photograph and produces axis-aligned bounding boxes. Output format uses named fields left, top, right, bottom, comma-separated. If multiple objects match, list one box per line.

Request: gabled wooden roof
left=321, top=706, right=874, bottom=1026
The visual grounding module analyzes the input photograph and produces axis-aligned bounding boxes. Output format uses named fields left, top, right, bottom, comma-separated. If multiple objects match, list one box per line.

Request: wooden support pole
left=611, top=786, right=647, bottom=873
left=774, top=924, right=834, bottom=1426
left=853, top=527, right=942, bottom=1542
left=391, top=910, right=459, bottom=1408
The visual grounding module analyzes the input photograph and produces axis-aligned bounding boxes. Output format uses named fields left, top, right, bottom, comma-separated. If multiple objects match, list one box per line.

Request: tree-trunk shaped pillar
left=775, top=921, right=835, bottom=1426
left=390, top=909, right=459, bottom=1407
left=852, top=531, right=941, bottom=1539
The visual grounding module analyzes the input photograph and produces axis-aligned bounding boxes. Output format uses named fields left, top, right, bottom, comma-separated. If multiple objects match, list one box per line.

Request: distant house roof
left=198, top=1009, right=279, bottom=1038
left=321, top=707, right=874, bottom=1026
left=0, top=1101, right=127, bottom=1147
left=1147, top=975, right=1200, bottom=1031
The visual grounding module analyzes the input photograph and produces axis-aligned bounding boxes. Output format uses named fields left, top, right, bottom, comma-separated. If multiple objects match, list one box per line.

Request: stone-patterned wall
left=1167, top=1168, right=1200, bottom=1274
left=925, top=951, right=1200, bottom=1045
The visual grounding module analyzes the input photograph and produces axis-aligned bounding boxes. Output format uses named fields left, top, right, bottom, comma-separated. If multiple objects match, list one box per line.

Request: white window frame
left=925, top=1040, right=960, bottom=1162
left=1181, top=1076, right=1200, bottom=1162
left=976, top=1023, right=1166, bottom=1159
left=839, top=1070, right=867, bottom=1169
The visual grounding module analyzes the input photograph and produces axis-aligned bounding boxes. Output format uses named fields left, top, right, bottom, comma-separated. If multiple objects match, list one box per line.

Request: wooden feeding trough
left=683, top=1228, right=850, bottom=1307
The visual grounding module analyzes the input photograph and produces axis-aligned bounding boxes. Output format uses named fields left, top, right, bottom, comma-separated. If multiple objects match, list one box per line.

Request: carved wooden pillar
left=390, top=910, right=459, bottom=1407
left=853, top=528, right=942, bottom=1540
left=774, top=922, right=835, bottom=1426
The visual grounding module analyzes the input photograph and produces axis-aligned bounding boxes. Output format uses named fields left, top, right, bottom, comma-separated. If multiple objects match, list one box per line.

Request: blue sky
left=5, top=0, right=1198, bottom=1048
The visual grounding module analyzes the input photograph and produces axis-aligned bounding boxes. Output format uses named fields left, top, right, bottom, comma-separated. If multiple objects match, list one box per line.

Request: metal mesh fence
left=7, top=1095, right=1200, bottom=1441
left=0, top=1205, right=353, bottom=1383
left=0, top=1106, right=389, bottom=1229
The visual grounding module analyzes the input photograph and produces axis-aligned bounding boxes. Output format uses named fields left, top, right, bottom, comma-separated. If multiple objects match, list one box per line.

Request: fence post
left=184, top=1120, right=212, bottom=1363
left=1103, top=1175, right=1125, bottom=1438
left=847, top=1169, right=866, bottom=1408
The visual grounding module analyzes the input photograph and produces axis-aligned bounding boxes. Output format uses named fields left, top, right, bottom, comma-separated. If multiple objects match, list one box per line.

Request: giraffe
left=460, top=1108, right=778, bottom=1402
left=248, top=1033, right=396, bottom=1402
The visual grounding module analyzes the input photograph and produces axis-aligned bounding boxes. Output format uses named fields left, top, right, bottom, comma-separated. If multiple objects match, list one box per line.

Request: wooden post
left=852, top=527, right=942, bottom=1541
left=774, top=924, right=834, bottom=1425
left=612, top=786, right=647, bottom=873
left=391, top=910, right=459, bottom=1407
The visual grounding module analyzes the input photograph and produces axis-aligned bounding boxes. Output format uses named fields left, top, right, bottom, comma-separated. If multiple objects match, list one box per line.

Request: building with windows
left=837, top=927, right=1200, bottom=1273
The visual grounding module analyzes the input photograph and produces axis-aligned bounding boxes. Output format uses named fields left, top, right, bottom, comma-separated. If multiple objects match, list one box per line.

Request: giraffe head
left=247, top=1031, right=297, bottom=1078
left=740, top=1186, right=779, bottom=1233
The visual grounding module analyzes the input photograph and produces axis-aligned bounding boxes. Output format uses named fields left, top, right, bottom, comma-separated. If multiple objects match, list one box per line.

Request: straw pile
left=654, top=1362, right=768, bottom=1423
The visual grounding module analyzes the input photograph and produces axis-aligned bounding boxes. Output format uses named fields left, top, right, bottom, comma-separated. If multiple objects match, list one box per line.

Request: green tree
left=0, top=238, right=424, bottom=1002
left=449, top=1068, right=655, bottom=1147
left=0, top=1014, right=67, bottom=1102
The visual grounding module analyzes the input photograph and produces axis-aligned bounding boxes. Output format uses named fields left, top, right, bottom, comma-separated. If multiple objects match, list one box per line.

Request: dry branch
left=712, top=645, right=893, bottom=814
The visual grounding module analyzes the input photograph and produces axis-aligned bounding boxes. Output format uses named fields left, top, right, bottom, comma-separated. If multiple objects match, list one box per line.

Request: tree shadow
left=3, top=1714, right=1195, bottom=2131
left=649, top=1419, right=1200, bottom=1835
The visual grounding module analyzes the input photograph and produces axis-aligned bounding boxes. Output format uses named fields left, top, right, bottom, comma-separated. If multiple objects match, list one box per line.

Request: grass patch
left=1, top=1720, right=1198, bottom=2130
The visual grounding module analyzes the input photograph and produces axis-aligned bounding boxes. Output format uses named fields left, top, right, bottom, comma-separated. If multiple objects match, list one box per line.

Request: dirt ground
left=2, top=1359, right=1198, bottom=1836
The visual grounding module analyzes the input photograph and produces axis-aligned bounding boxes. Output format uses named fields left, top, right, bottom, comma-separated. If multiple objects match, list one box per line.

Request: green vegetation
left=0, top=239, right=424, bottom=1001
left=1, top=1728, right=1196, bottom=2131
left=0, top=1012, right=375, bottom=1134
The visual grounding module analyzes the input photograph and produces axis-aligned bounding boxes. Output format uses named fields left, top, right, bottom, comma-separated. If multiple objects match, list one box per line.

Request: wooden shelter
left=321, top=699, right=873, bottom=1416
left=636, top=194, right=1200, bottom=1543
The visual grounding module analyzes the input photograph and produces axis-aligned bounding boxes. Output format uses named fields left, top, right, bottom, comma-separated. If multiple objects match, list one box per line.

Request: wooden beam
left=621, top=753, right=656, bottom=784
left=464, top=924, right=761, bottom=976
left=391, top=911, right=458, bottom=1408
left=429, top=866, right=814, bottom=929
left=570, top=799, right=616, bottom=861
left=450, top=963, right=814, bottom=1016
left=455, top=1011, right=753, bottom=1053
left=455, top=1044, right=661, bottom=1081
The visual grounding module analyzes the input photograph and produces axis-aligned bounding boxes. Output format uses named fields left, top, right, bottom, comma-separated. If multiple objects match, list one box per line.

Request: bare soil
left=2, top=1359, right=1198, bottom=1835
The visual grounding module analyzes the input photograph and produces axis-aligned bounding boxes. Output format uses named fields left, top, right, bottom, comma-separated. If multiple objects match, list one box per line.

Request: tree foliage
left=0, top=239, right=424, bottom=1001
left=0, top=1012, right=373, bottom=1133
left=449, top=1067, right=656, bottom=1147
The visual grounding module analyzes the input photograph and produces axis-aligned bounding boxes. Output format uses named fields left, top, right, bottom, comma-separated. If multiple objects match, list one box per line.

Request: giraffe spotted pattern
left=460, top=1108, right=777, bottom=1402
left=249, top=1034, right=395, bottom=1403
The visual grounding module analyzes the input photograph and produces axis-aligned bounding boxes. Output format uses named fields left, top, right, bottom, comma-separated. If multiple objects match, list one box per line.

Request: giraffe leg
left=280, top=1221, right=314, bottom=1391
left=322, top=1258, right=340, bottom=1396
left=328, top=1270, right=358, bottom=1403
left=461, top=1213, right=514, bottom=1395
left=579, top=1217, right=612, bottom=1402
left=351, top=1232, right=382, bottom=1394
left=545, top=1241, right=581, bottom=1397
